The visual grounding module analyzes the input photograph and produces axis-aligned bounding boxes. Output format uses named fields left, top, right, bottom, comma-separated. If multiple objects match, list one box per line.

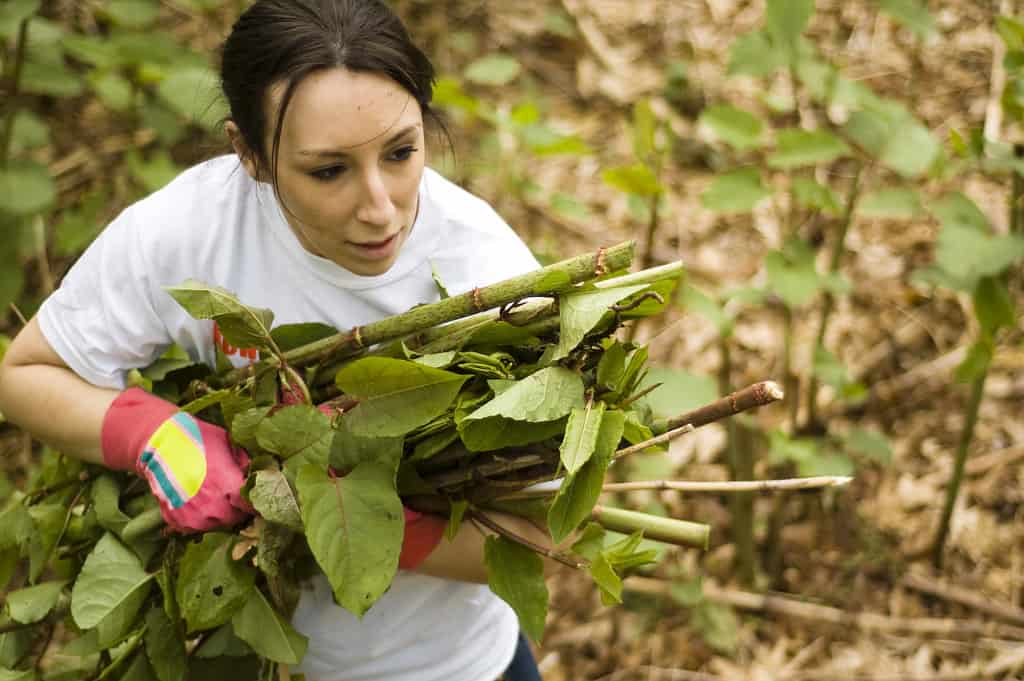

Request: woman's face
left=262, top=67, right=426, bottom=276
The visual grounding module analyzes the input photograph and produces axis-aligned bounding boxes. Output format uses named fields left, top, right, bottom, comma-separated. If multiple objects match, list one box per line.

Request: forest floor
left=4, top=0, right=1024, bottom=679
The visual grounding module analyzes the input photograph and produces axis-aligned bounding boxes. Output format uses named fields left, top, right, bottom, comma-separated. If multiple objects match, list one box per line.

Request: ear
left=225, top=121, right=260, bottom=180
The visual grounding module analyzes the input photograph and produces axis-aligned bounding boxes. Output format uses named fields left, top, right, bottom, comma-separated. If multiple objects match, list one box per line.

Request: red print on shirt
left=213, top=323, right=258, bottom=362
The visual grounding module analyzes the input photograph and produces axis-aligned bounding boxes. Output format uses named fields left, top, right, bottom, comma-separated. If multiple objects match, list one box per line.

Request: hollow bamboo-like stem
left=221, top=241, right=636, bottom=387
left=590, top=504, right=709, bottom=549
left=657, top=381, right=784, bottom=434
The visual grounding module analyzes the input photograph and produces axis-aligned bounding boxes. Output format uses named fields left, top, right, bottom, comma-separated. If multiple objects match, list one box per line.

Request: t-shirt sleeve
left=37, top=206, right=172, bottom=389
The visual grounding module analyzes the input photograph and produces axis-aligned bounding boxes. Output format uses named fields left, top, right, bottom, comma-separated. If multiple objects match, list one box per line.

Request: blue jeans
left=501, top=631, right=542, bottom=681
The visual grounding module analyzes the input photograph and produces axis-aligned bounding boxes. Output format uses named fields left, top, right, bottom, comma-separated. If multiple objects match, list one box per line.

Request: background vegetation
left=2, top=0, right=1024, bottom=678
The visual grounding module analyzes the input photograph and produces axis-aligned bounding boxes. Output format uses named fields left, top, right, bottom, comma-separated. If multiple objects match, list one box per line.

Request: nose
left=356, top=166, right=397, bottom=228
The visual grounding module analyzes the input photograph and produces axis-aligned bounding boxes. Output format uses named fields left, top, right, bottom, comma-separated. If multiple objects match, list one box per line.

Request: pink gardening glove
left=101, top=387, right=252, bottom=534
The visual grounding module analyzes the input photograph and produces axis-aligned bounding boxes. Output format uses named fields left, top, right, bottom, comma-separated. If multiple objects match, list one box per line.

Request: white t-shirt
left=38, top=155, right=540, bottom=681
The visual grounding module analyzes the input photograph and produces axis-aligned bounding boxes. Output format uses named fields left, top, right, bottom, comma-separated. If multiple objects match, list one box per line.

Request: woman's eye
left=310, top=165, right=345, bottom=181
left=389, top=146, right=418, bottom=162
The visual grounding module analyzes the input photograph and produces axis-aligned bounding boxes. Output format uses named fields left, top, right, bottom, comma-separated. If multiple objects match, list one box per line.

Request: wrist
left=100, top=387, right=179, bottom=471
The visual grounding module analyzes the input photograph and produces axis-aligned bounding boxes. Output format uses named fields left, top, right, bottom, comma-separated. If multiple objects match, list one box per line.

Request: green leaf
left=176, top=533, right=255, bottom=633
left=127, top=150, right=180, bottom=193
left=596, top=341, right=627, bottom=392
left=973, top=276, right=1016, bottom=335
left=71, top=533, right=152, bottom=629
left=0, top=0, right=40, bottom=39
left=465, top=367, right=584, bottom=423
left=62, top=33, right=121, bottom=68
left=858, top=188, right=923, bottom=218
left=0, top=162, right=56, bottom=216
left=601, top=164, right=662, bottom=197
left=700, top=168, right=771, bottom=213
left=875, top=0, right=936, bottom=39
left=9, top=112, right=49, bottom=154
left=89, top=70, right=135, bottom=111
left=464, top=54, right=521, bottom=86
left=844, top=107, right=939, bottom=177
left=144, top=606, right=187, bottom=681
left=764, top=237, right=822, bottom=307
left=694, top=601, right=739, bottom=655
left=587, top=552, right=623, bottom=605
left=998, top=16, right=1024, bottom=52
left=548, top=410, right=625, bottom=543
left=935, top=225, right=1024, bottom=290
left=20, top=55, right=83, bottom=97
left=193, top=623, right=252, bottom=658
left=768, top=128, right=851, bottom=168
left=458, top=416, right=567, bottom=452
left=813, top=344, right=864, bottom=401
left=430, top=262, right=451, bottom=299
left=248, top=470, right=302, bottom=532
left=270, top=323, right=336, bottom=352
left=484, top=536, right=548, bottom=643
left=6, top=580, right=66, bottom=624
left=54, top=190, right=107, bottom=257
left=956, top=338, right=994, bottom=383
left=765, top=0, right=815, bottom=50
left=792, top=178, right=842, bottom=215
left=156, top=66, right=229, bottom=131
left=100, top=0, right=160, bottom=27
left=728, top=30, right=786, bottom=77
left=555, top=284, right=649, bottom=359
left=931, top=192, right=992, bottom=233
left=559, top=400, right=607, bottom=475
left=842, top=427, right=892, bottom=465
left=699, top=105, right=765, bottom=151
left=329, top=418, right=404, bottom=474
left=28, top=504, right=66, bottom=583
left=256, top=405, right=333, bottom=461
left=336, top=357, right=469, bottom=437
left=0, top=668, right=37, bottom=681
left=639, top=368, right=717, bottom=420
left=549, top=193, right=592, bottom=222
left=296, top=462, right=403, bottom=617
left=445, top=499, right=469, bottom=542
left=231, top=589, right=307, bottom=665
left=164, top=280, right=275, bottom=351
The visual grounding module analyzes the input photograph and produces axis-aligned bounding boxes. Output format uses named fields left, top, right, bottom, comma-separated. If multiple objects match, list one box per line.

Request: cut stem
left=221, top=241, right=636, bottom=387
left=658, top=381, right=784, bottom=434
left=495, top=476, right=852, bottom=500
left=590, top=504, right=709, bottom=549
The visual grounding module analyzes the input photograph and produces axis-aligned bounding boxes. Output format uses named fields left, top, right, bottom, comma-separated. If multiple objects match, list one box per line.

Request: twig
left=663, top=381, right=784, bottom=432
left=624, top=577, right=1024, bottom=641
left=613, top=424, right=695, bottom=460
left=496, top=476, right=852, bottom=501
left=901, top=569, right=1024, bottom=629
left=470, top=511, right=583, bottom=569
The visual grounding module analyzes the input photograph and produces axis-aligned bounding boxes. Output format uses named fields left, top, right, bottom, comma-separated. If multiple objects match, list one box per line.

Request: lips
left=352, top=234, right=398, bottom=248
left=347, top=231, right=402, bottom=261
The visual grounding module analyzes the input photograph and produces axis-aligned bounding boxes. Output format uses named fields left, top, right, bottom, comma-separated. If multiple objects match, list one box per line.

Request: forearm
left=415, top=510, right=573, bottom=584
left=0, top=318, right=118, bottom=465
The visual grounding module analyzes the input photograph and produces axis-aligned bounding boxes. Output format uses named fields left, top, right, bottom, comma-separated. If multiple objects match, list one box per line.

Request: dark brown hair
left=220, top=0, right=444, bottom=183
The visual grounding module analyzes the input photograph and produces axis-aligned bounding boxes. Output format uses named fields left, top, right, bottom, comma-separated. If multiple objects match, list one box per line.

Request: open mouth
left=348, top=232, right=400, bottom=260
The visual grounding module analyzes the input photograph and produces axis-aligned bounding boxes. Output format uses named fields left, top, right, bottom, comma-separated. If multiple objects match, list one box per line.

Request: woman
left=0, top=1, right=548, bottom=679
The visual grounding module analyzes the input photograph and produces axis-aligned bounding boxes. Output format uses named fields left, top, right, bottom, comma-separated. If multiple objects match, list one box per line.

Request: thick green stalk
left=1, top=18, right=30, bottom=167
left=720, top=337, right=756, bottom=586
left=590, top=504, right=709, bottom=549
left=221, top=241, right=636, bottom=387
left=806, top=164, right=863, bottom=427
left=931, top=369, right=987, bottom=569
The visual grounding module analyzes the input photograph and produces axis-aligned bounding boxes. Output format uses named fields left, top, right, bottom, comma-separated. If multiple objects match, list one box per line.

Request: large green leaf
left=765, top=0, right=815, bottom=52
left=144, top=606, right=187, bottom=681
left=71, top=533, right=152, bottom=629
left=844, top=107, right=939, bottom=177
left=256, top=405, right=333, bottom=461
left=92, top=474, right=131, bottom=536
left=296, top=462, right=403, bottom=617
left=700, top=168, right=771, bottom=213
left=558, top=401, right=607, bottom=475
left=176, top=533, right=255, bottom=633
left=248, top=470, right=302, bottom=532
left=156, top=66, right=229, bottom=132
left=930, top=192, right=991, bottom=233
left=464, top=367, right=584, bottom=423
left=484, top=536, right=548, bottom=643
left=458, top=416, right=566, bottom=452
left=548, top=410, right=626, bottom=543
left=6, top=580, right=66, bottom=624
left=768, top=129, right=851, bottom=168
left=20, top=55, right=83, bottom=97
left=9, top=112, right=49, bottom=154
left=464, top=54, right=521, bottom=86
left=231, top=589, right=307, bottom=665
left=329, top=418, right=404, bottom=474
left=0, top=162, right=56, bottom=216
left=728, top=30, right=787, bottom=77
left=935, top=224, right=1024, bottom=290
left=164, top=280, right=275, bottom=352
left=554, top=285, right=649, bottom=360
left=699, top=105, right=765, bottom=150
left=336, top=357, right=469, bottom=437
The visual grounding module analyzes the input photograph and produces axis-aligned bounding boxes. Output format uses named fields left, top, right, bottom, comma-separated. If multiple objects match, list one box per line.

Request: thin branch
left=495, top=476, right=852, bottom=501
left=901, top=569, right=1024, bottom=629
left=470, top=511, right=583, bottom=569
left=664, top=381, right=784, bottom=432
left=613, top=424, right=694, bottom=460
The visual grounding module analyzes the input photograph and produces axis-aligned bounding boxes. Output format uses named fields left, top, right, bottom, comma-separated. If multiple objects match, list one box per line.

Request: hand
left=101, top=388, right=252, bottom=533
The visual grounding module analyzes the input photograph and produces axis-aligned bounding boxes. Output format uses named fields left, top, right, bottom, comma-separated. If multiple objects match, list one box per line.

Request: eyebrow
left=296, top=124, right=421, bottom=159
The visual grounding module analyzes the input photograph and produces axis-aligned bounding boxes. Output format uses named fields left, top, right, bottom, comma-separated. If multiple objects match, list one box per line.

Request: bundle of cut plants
left=0, top=240, right=816, bottom=680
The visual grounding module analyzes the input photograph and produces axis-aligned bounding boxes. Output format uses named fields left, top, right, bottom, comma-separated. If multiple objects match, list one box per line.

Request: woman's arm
left=0, top=316, right=118, bottom=465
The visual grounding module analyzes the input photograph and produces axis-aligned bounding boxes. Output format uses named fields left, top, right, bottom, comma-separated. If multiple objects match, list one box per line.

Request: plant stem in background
left=719, top=336, right=756, bottom=586
left=625, top=193, right=662, bottom=343
left=1012, top=144, right=1024, bottom=235
left=805, top=164, right=863, bottom=428
left=0, top=18, right=30, bottom=168
left=931, top=370, right=987, bottom=569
